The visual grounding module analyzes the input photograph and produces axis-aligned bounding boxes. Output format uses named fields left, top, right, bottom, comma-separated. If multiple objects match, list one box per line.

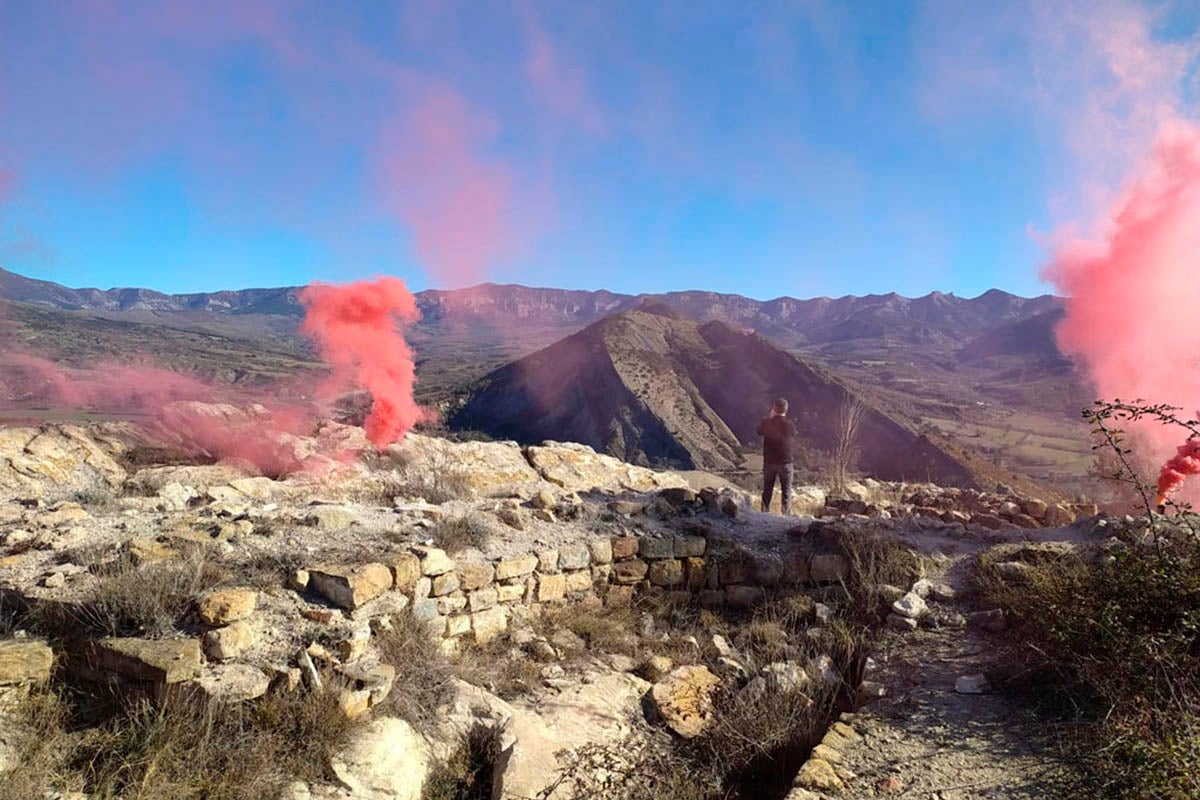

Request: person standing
left=757, top=397, right=797, bottom=514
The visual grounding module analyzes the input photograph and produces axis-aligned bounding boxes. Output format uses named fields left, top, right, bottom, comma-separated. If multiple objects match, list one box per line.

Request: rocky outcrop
left=0, top=424, right=128, bottom=500
left=384, top=434, right=542, bottom=498
left=526, top=443, right=689, bottom=494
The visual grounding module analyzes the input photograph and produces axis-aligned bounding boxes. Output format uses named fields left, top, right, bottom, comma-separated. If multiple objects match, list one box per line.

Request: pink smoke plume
left=381, top=87, right=514, bottom=287
left=0, top=352, right=319, bottom=475
left=299, top=276, right=423, bottom=447
left=1044, top=121, right=1200, bottom=502
left=1157, top=437, right=1200, bottom=509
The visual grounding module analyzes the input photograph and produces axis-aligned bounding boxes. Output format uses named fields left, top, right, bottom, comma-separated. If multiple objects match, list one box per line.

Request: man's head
left=772, top=397, right=789, bottom=416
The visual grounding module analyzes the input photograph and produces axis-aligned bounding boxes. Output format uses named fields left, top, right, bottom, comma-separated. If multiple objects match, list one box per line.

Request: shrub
left=29, top=549, right=227, bottom=639
left=374, top=613, right=455, bottom=732
left=976, top=536, right=1200, bottom=798
left=430, top=515, right=490, bottom=556
left=382, top=450, right=475, bottom=505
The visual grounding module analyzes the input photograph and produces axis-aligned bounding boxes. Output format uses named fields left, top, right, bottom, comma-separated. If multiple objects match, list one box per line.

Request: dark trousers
left=763, top=463, right=794, bottom=514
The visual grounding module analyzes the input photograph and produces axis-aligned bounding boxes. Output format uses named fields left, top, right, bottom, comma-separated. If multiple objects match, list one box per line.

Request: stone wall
left=300, top=530, right=849, bottom=647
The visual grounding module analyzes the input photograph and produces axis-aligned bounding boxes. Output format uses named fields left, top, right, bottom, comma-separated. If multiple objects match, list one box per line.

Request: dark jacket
left=757, top=415, right=797, bottom=466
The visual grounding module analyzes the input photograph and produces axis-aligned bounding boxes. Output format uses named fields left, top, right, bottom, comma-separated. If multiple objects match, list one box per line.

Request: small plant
left=29, top=548, right=228, bottom=639
left=430, top=515, right=490, bottom=555
left=973, top=397, right=1200, bottom=798
left=373, top=613, right=455, bottom=731
left=421, top=724, right=502, bottom=800
left=383, top=449, right=475, bottom=505
left=0, top=683, right=360, bottom=800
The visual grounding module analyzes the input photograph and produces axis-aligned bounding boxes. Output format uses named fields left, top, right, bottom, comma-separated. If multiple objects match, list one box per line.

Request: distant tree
left=832, top=395, right=868, bottom=494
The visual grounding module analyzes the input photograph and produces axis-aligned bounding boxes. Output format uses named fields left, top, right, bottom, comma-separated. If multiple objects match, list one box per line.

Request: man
left=757, top=397, right=797, bottom=514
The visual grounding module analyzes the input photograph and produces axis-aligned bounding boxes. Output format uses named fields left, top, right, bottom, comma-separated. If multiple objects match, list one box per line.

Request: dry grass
left=836, top=527, right=922, bottom=624
left=421, top=724, right=501, bottom=800
left=0, top=685, right=359, bottom=800
left=539, top=586, right=859, bottom=800
left=373, top=613, right=456, bottom=732
left=974, top=534, right=1200, bottom=799
left=28, top=549, right=228, bottom=639
left=380, top=451, right=475, bottom=505
left=430, top=515, right=490, bottom=556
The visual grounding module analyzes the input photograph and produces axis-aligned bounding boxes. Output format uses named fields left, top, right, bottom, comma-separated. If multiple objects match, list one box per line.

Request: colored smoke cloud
left=1044, top=121, right=1200, bottom=496
left=299, top=276, right=423, bottom=447
left=381, top=88, right=515, bottom=287
left=0, top=352, right=315, bottom=474
left=1158, top=438, right=1200, bottom=507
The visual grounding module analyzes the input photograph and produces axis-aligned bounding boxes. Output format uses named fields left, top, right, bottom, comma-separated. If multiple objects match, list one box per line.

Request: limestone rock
left=309, top=563, right=393, bottom=610
left=411, top=546, right=454, bottom=577
left=495, top=554, right=538, bottom=581
left=307, top=506, right=357, bottom=531
left=651, top=665, right=721, bottom=738
left=329, top=716, right=430, bottom=800
left=202, top=620, right=257, bottom=661
left=0, top=639, right=53, bottom=685
left=197, top=588, right=258, bottom=626
left=195, top=663, right=270, bottom=702
left=525, top=442, right=688, bottom=494
left=87, top=638, right=203, bottom=685
left=383, top=433, right=540, bottom=498
left=127, top=464, right=248, bottom=494
left=558, top=543, right=591, bottom=571
left=891, top=592, right=928, bottom=619
left=955, top=673, right=991, bottom=694
left=795, top=758, right=845, bottom=792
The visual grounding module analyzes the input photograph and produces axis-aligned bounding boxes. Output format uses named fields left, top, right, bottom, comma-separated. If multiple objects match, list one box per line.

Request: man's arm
left=756, top=418, right=766, bottom=436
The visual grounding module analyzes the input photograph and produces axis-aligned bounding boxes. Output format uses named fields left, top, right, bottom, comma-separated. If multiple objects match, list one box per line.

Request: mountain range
left=0, top=267, right=1094, bottom=491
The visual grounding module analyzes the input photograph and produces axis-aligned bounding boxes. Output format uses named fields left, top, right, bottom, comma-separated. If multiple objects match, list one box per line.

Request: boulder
left=411, top=546, right=454, bottom=577
left=1022, top=498, right=1048, bottom=520
left=1044, top=503, right=1075, bottom=527
left=891, top=592, right=928, bottom=619
left=127, top=464, right=249, bottom=494
left=651, top=665, right=721, bottom=738
left=194, top=664, right=271, bottom=702
left=0, top=424, right=127, bottom=500
left=489, top=671, right=650, bottom=800
left=495, top=555, right=538, bottom=581
left=306, top=506, right=357, bottom=531
left=955, top=673, right=991, bottom=694
left=202, top=620, right=257, bottom=661
left=792, top=486, right=827, bottom=514
left=558, top=543, right=591, bottom=571
left=794, top=758, right=845, bottom=792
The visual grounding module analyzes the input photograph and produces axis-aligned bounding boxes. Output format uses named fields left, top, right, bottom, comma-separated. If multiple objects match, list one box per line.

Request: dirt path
left=835, top=542, right=1081, bottom=799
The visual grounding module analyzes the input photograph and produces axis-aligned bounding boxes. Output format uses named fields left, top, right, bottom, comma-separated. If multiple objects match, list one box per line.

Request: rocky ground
left=0, top=411, right=1112, bottom=799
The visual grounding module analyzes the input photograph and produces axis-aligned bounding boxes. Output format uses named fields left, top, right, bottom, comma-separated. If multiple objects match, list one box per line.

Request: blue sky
left=0, top=0, right=1197, bottom=300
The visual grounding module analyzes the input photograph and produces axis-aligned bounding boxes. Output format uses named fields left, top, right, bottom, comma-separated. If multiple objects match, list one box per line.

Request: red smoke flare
left=299, top=276, right=423, bottom=447
left=1157, top=437, right=1200, bottom=509
left=1044, top=122, right=1200, bottom=500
